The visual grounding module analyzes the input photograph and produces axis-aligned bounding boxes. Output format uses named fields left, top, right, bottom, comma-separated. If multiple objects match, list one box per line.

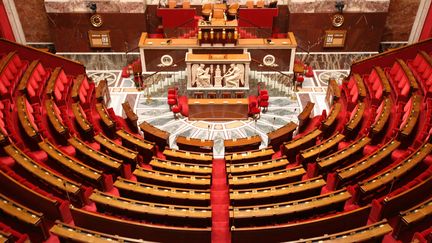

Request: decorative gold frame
left=323, top=30, right=347, bottom=48
left=88, top=30, right=111, bottom=48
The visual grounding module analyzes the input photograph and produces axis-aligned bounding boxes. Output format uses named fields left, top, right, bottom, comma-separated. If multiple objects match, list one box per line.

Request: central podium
left=188, top=98, right=249, bottom=121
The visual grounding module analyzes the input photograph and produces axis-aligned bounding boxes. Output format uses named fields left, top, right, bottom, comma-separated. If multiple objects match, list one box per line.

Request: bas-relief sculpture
left=192, top=63, right=244, bottom=88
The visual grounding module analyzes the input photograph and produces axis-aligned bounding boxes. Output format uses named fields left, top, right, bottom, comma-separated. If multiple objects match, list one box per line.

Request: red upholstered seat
left=172, top=104, right=181, bottom=113
left=168, top=98, right=177, bottom=106
left=296, top=75, right=304, bottom=83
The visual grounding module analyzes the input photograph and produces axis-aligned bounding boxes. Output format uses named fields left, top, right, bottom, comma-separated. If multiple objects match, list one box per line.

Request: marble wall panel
left=45, top=0, right=146, bottom=13
left=296, top=52, right=377, bottom=70
left=289, top=12, right=388, bottom=52
left=288, top=0, right=390, bottom=13
left=382, top=0, right=420, bottom=41
left=14, top=0, right=52, bottom=42
left=59, top=53, right=140, bottom=70
left=48, top=12, right=147, bottom=52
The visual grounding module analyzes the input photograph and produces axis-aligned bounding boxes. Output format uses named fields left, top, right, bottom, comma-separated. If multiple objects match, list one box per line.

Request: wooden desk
left=375, top=66, right=392, bottom=94
left=379, top=176, right=432, bottom=220
left=188, top=98, right=249, bottom=120
left=399, top=197, right=432, bottom=227
left=225, top=147, right=274, bottom=164
left=197, top=19, right=238, bottom=45
left=227, top=157, right=288, bottom=175
left=70, top=207, right=211, bottom=243
left=231, top=206, right=371, bottom=242
left=90, top=190, right=211, bottom=227
left=4, top=144, right=84, bottom=206
left=94, top=133, right=138, bottom=162
left=68, top=136, right=126, bottom=176
left=283, top=128, right=322, bottom=159
left=95, top=103, right=115, bottom=131
left=399, top=94, right=421, bottom=139
left=95, top=79, right=109, bottom=103
left=176, top=136, right=213, bottom=152
left=337, top=140, right=400, bottom=186
left=398, top=59, right=419, bottom=90
left=50, top=221, right=144, bottom=243
left=317, top=136, right=371, bottom=172
left=16, top=95, right=39, bottom=141
left=71, top=75, right=85, bottom=102
left=45, top=99, right=68, bottom=137
left=230, top=176, right=325, bottom=206
left=39, top=140, right=105, bottom=189
left=163, top=148, right=213, bottom=164
left=114, top=177, right=210, bottom=206
left=267, top=121, right=297, bottom=149
left=298, top=102, right=314, bottom=129
left=16, top=60, right=38, bottom=92
left=229, top=167, right=305, bottom=189
left=71, top=102, right=93, bottom=134
left=224, top=135, right=261, bottom=152
left=122, top=101, right=138, bottom=130
left=45, top=67, right=62, bottom=97
left=150, top=157, right=212, bottom=175
left=359, top=142, right=432, bottom=195
left=353, top=73, right=367, bottom=98
left=134, top=166, right=211, bottom=189
left=116, top=129, right=154, bottom=162
left=345, top=102, right=365, bottom=132
left=299, top=133, right=345, bottom=164
left=0, top=193, right=48, bottom=241
left=321, top=102, right=341, bottom=130
left=139, top=121, right=169, bottom=148
left=371, top=98, right=392, bottom=135
left=232, top=189, right=350, bottom=227
left=299, top=220, right=392, bottom=243
left=0, top=169, right=67, bottom=221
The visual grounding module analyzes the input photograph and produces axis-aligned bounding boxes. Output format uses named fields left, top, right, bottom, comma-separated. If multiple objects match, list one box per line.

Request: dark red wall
left=48, top=13, right=147, bottom=52
left=289, top=12, right=388, bottom=52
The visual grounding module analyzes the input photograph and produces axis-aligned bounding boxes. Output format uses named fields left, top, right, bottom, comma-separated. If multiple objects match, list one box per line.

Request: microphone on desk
left=266, top=39, right=272, bottom=44
left=166, top=39, right=172, bottom=45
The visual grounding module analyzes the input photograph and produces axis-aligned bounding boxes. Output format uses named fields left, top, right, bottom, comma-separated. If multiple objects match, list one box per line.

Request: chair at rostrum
left=182, top=0, right=190, bottom=8
left=207, top=92, right=217, bottom=99
left=202, top=3, right=212, bottom=20
left=246, top=0, right=254, bottom=8
left=172, top=104, right=182, bottom=119
left=168, top=0, right=177, bottom=8
left=212, top=8, right=226, bottom=20
left=227, top=3, right=239, bottom=20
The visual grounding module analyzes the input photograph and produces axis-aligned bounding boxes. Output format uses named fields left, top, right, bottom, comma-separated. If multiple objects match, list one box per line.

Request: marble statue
left=223, top=64, right=241, bottom=87
left=194, top=64, right=211, bottom=87
left=214, top=65, right=222, bottom=87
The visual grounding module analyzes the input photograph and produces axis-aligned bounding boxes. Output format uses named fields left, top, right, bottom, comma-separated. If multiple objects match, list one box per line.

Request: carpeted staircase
left=211, top=158, right=231, bottom=243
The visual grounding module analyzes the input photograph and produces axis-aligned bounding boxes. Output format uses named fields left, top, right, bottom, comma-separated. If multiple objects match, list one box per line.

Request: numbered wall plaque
left=88, top=30, right=111, bottom=48
left=323, top=30, right=347, bottom=48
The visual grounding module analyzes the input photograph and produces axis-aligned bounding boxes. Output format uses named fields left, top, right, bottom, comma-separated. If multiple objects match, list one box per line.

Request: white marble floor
left=87, top=69, right=349, bottom=146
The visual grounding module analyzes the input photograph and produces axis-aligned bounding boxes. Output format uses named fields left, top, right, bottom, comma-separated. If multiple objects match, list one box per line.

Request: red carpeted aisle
left=211, top=158, right=231, bottom=243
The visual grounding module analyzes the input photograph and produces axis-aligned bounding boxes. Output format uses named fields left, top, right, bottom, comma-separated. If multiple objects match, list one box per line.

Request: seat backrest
left=213, top=8, right=225, bottom=19
left=229, top=2, right=239, bottom=10
left=246, top=1, right=254, bottom=8
left=168, top=0, right=177, bottom=8
left=182, top=0, right=190, bottom=8
left=256, top=0, right=264, bottom=8
left=202, top=3, right=212, bottom=10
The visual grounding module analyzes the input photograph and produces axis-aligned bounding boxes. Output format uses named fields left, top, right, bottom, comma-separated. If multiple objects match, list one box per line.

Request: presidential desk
left=188, top=98, right=249, bottom=121
left=138, top=32, right=297, bottom=72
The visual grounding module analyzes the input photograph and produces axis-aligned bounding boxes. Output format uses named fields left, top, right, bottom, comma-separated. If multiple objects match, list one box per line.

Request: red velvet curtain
left=420, top=2, right=432, bottom=41
left=0, top=1, right=15, bottom=41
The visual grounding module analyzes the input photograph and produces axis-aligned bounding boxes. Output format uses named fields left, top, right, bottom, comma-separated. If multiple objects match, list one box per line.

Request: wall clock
left=90, top=14, right=103, bottom=28
left=331, top=14, right=344, bottom=28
